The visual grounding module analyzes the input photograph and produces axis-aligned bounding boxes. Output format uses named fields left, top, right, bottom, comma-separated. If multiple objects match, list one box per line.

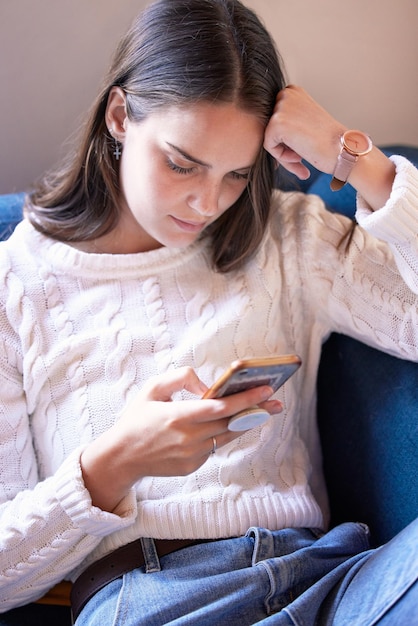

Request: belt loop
left=246, top=527, right=275, bottom=565
left=140, top=537, right=161, bottom=573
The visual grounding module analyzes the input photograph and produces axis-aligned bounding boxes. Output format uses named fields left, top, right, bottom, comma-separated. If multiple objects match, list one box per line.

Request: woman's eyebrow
left=166, top=142, right=253, bottom=173
left=167, top=143, right=210, bottom=167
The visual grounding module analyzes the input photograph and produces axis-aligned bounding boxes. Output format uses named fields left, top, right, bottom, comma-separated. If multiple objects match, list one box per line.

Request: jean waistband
left=71, top=537, right=211, bottom=621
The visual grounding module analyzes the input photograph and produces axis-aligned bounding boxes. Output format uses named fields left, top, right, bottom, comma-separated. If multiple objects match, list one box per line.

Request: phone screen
left=203, top=355, right=301, bottom=399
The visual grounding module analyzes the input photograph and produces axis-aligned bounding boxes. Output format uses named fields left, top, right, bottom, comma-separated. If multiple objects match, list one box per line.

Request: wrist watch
left=330, top=130, right=373, bottom=191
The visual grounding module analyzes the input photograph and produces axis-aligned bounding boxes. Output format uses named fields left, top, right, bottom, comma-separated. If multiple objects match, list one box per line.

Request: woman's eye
left=230, top=171, right=249, bottom=182
left=166, top=159, right=196, bottom=175
left=166, top=157, right=249, bottom=182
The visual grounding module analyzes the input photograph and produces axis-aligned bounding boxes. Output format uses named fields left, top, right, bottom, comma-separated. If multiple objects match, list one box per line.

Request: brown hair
left=28, top=0, right=286, bottom=272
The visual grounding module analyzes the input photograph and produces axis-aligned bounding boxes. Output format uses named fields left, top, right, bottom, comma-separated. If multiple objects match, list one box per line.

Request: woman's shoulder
left=270, top=187, right=327, bottom=221
left=263, top=188, right=356, bottom=272
left=0, top=219, right=45, bottom=271
left=270, top=186, right=342, bottom=216
left=268, top=187, right=349, bottom=237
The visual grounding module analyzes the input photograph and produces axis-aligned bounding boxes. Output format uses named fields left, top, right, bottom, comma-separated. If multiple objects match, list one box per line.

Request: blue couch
left=0, top=145, right=417, bottom=624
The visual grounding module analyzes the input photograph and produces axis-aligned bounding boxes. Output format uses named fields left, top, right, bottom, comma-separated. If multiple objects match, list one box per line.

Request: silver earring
left=109, top=128, right=122, bottom=160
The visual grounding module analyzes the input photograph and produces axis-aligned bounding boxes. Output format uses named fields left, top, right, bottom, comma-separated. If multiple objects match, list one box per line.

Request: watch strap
left=330, top=150, right=358, bottom=191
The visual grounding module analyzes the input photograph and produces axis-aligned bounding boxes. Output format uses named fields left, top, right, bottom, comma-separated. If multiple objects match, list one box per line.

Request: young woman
left=0, top=0, right=417, bottom=623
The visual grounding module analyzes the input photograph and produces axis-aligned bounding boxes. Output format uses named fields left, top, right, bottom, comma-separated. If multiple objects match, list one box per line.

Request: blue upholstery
left=0, top=193, right=25, bottom=241
left=0, top=146, right=417, bottom=624
left=318, top=334, right=418, bottom=546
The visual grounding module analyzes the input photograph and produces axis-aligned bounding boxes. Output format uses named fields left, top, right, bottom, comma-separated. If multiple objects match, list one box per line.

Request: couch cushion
left=0, top=192, right=25, bottom=241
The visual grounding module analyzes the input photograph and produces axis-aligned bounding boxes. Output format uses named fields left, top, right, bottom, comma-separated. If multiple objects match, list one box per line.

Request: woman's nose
left=187, top=184, right=220, bottom=217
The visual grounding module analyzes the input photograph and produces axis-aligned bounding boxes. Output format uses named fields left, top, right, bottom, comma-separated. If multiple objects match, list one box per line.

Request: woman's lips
left=170, top=216, right=207, bottom=232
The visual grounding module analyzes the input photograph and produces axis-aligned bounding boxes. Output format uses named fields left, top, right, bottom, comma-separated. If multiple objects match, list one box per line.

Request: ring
left=211, top=436, right=217, bottom=455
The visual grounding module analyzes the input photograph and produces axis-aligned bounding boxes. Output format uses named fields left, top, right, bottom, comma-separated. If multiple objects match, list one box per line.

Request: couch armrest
left=317, top=333, right=418, bottom=546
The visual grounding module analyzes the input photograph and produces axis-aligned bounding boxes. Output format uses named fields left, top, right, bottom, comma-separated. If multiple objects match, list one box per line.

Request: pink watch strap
left=330, top=151, right=358, bottom=191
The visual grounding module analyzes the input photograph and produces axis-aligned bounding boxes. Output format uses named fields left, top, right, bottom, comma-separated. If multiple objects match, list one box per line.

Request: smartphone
left=203, top=354, right=301, bottom=400
left=202, top=354, right=301, bottom=431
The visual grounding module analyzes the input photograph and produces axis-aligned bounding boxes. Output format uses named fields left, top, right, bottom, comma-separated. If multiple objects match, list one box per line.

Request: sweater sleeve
left=356, top=155, right=418, bottom=293
left=292, top=155, right=418, bottom=361
left=0, top=330, right=137, bottom=610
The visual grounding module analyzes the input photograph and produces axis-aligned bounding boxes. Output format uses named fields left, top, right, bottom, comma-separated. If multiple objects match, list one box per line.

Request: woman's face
left=109, top=101, right=264, bottom=253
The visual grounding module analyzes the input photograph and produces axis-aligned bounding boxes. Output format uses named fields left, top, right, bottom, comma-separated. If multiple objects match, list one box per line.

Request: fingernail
left=260, top=386, right=274, bottom=401
left=272, top=400, right=283, bottom=414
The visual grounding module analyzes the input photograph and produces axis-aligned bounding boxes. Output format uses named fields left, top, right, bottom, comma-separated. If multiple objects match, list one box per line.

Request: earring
left=109, top=128, right=122, bottom=160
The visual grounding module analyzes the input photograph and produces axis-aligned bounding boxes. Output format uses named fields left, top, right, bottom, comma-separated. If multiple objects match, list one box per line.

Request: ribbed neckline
left=17, top=219, right=209, bottom=278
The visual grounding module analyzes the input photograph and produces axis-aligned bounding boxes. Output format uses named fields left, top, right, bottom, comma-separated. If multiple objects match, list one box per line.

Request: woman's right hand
left=80, top=367, right=280, bottom=512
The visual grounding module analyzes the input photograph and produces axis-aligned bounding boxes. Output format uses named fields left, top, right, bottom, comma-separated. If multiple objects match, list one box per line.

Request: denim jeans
left=76, top=519, right=418, bottom=626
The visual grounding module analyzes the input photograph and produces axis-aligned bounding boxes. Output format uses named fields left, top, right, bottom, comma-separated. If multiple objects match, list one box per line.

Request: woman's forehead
left=131, top=101, right=265, bottom=168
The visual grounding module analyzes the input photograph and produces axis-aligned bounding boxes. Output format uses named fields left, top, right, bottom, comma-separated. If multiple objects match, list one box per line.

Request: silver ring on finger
left=211, top=436, right=217, bottom=455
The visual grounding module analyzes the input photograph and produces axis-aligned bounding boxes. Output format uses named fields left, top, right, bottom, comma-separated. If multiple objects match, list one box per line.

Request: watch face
left=342, top=130, right=372, bottom=156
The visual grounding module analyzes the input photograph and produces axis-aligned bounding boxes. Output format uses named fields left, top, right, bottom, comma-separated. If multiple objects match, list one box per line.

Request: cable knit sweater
left=0, top=156, right=418, bottom=610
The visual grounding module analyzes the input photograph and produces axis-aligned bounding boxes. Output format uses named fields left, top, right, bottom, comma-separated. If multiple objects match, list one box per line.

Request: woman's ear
left=105, top=87, right=128, bottom=139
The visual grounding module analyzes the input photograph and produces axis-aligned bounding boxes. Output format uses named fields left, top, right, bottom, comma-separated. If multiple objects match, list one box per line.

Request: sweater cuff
left=55, top=447, right=137, bottom=537
left=355, top=155, right=418, bottom=243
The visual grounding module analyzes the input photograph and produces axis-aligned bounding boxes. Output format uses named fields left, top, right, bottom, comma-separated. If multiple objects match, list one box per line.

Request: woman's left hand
left=264, top=84, right=396, bottom=211
left=263, top=85, right=346, bottom=179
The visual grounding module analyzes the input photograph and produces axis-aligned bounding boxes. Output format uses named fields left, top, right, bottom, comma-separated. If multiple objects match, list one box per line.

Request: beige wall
left=1, top=0, right=417, bottom=194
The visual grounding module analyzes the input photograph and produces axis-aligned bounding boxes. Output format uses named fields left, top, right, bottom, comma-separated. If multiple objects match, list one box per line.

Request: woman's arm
left=264, top=85, right=418, bottom=294
left=264, top=85, right=396, bottom=211
left=0, top=333, right=135, bottom=610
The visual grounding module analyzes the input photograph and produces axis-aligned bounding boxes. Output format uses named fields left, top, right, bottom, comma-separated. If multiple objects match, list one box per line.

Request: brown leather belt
left=70, top=537, right=209, bottom=621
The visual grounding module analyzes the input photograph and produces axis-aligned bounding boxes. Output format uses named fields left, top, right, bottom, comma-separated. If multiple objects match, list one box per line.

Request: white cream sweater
left=1, top=156, right=418, bottom=610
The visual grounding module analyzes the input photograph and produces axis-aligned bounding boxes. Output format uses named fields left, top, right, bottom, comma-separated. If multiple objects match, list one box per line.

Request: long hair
left=28, top=0, right=286, bottom=272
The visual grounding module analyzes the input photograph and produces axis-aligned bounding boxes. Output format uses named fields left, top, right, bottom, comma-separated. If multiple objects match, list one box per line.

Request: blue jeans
left=76, top=519, right=418, bottom=625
